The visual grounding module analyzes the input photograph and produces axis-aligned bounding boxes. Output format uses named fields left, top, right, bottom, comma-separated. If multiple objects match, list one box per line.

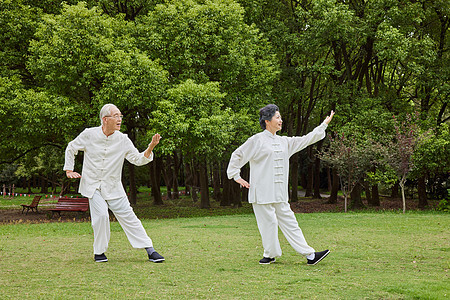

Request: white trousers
left=89, top=190, right=153, bottom=255
left=252, top=202, right=315, bottom=258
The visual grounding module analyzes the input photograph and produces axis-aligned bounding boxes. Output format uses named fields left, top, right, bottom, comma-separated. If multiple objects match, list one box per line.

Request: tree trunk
left=128, top=163, right=137, bottom=205
left=350, top=184, right=364, bottom=209
left=27, top=178, right=32, bottom=194
left=344, top=194, right=348, bottom=213
left=150, top=158, right=163, bottom=205
left=51, top=172, right=57, bottom=194
left=400, top=182, right=406, bottom=213
left=162, top=155, right=173, bottom=200
left=40, top=176, right=48, bottom=194
left=305, top=148, right=313, bottom=197
left=184, top=159, right=193, bottom=197
left=417, top=175, right=428, bottom=209
left=191, top=186, right=198, bottom=202
left=221, top=176, right=231, bottom=206
left=238, top=167, right=248, bottom=206
left=231, top=180, right=242, bottom=207
left=59, top=181, right=67, bottom=197
left=327, top=167, right=332, bottom=192
left=212, top=162, right=222, bottom=202
left=391, top=181, right=400, bottom=198
left=199, top=160, right=210, bottom=208
left=328, top=168, right=339, bottom=204
left=290, top=153, right=299, bottom=202
left=313, top=141, right=323, bottom=199
left=125, top=127, right=137, bottom=204
left=172, top=152, right=179, bottom=199
left=220, top=161, right=232, bottom=206
left=191, top=160, right=199, bottom=203
left=370, top=184, right=380, bottom=206
left=363, top=180, right=372, bottom=205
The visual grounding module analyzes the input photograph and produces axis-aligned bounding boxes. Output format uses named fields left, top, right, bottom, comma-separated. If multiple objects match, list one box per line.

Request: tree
left=1, top=0, right=447, bottom=208
left=89, top=0, right=156, bottom=20
left=136, top=0, right=278, bottom=108
left=0, top=0, right=42, bottom=82
left=94, top=49, right=168, bottom=204
left=136, top=0, right=278, bottom=205
left=0, top=76, right=74, bottom=163
left=412, top=123, right=450, bottom=206
left=27, top=2, right=168, bottom=203
left=151, top=79, right=234, bottom=208
left=385, top=114, right=421, bottom=213
left=319, top=132, right=375, bottom=212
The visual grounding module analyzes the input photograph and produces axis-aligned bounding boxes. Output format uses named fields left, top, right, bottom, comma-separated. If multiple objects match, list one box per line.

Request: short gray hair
left=259, top=104, right=279, bottom=129
left=99, top=104, right=117, bottom=125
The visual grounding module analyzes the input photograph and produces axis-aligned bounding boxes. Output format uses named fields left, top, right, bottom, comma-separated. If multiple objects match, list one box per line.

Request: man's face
left=103, top=106, right=123, bottom=132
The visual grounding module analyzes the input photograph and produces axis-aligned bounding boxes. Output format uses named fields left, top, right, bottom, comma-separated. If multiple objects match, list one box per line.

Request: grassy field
left=0, top=212, right=449, bottom=299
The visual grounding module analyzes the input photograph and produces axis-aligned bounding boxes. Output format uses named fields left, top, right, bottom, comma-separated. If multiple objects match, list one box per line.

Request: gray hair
left=99, top=104, right=117, bottom=125
left=259, top=104, right=279, bottom=129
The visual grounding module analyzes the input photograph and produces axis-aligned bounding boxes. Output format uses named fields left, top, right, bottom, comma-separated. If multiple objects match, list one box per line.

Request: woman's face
left=266, top=111, right=282, bottom=133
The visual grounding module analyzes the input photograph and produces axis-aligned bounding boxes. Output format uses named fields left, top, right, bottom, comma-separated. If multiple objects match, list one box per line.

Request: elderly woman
left=227, top=104, right=334, bottom=265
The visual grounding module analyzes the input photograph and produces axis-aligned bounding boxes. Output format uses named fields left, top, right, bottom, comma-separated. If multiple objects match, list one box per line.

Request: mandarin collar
left=98, top=126, right=118, bottom=139
left=263, top=129, right=277, bottom=139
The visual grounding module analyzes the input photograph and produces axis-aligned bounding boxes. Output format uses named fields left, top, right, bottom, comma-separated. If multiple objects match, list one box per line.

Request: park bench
left=48, top=197, right=89, bottom=218
left=21, top=195, right=42, bottom=214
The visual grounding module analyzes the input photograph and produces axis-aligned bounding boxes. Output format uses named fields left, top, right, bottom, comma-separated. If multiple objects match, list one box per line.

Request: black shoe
left=259, top=257, right=276, bottom=265
left=94, top=253, right=108, bottom=262
left=307, top=250, right=330, bottom=265
left=148, top=251, right=165, bottom=263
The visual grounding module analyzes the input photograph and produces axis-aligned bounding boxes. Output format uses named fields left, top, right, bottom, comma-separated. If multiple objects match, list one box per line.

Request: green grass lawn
left=0, top=212, right=448, bottom=299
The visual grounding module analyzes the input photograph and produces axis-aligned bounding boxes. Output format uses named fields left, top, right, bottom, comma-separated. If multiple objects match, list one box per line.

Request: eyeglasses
left=106, top=115, right=124, bottom=120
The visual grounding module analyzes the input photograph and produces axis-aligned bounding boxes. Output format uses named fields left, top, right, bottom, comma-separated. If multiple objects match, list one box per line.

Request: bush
left=436, top=197, right=449, bottom=212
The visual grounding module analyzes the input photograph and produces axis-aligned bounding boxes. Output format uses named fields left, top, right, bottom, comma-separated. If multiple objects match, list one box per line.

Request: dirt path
left=0, top=197, right=438, bottom=224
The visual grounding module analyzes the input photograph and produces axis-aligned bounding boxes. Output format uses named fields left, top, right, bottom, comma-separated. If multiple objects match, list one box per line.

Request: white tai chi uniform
left=64, top=126, right=153, bottom=255
left=227, top=122, right=328, bottom=258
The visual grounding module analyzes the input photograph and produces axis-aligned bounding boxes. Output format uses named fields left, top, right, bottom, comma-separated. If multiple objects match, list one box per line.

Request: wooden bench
left=21, top=195, right=42, bottom=214
left=48, top=197, right=89, bottom=217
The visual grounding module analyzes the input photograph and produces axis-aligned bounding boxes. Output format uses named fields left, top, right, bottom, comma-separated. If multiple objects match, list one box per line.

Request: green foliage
left=412, top=123, right=450, bottom=176
left=0, top=76, right=74, bottom=164
left=136, top=0, right=278, bottom=110
left=14, top=145, right=65, bottom=185
left=94, top=48, right=168, bottom=141
left=436, top=198, right=449, bottom=212
left=26, top=1, right=169, bottom=148
left=0, top=0, right=42, bottom=80
left=88, top=0, right=157, bottom=20
left=366, top=167, right=397, bottom=187
left=152, top=79, right=233, bottom=160
left=0, top=0, right=448, bottom=202
left=28, top=2, right=129, bottom=102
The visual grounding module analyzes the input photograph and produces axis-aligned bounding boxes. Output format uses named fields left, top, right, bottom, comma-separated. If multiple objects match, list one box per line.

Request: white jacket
left=63, top=127, right=152, bottom=200
left=227, top=123, right=328, bottom=204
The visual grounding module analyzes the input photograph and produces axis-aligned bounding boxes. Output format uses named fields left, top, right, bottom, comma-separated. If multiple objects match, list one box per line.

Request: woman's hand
left=324, top=110, right=335, bottom=125
left=235, top=178, right=250, bottom=189
left=66, top=170, right=81, bottom=179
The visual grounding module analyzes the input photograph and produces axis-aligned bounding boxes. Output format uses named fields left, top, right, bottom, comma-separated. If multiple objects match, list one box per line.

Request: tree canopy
left=0, top=0, right=448, bottom=209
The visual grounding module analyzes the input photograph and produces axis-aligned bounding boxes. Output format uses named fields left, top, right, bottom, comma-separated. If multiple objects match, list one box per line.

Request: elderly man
left=227, top=104, right=334, bottom=265
left=64, top=103, right=164, bottom=263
